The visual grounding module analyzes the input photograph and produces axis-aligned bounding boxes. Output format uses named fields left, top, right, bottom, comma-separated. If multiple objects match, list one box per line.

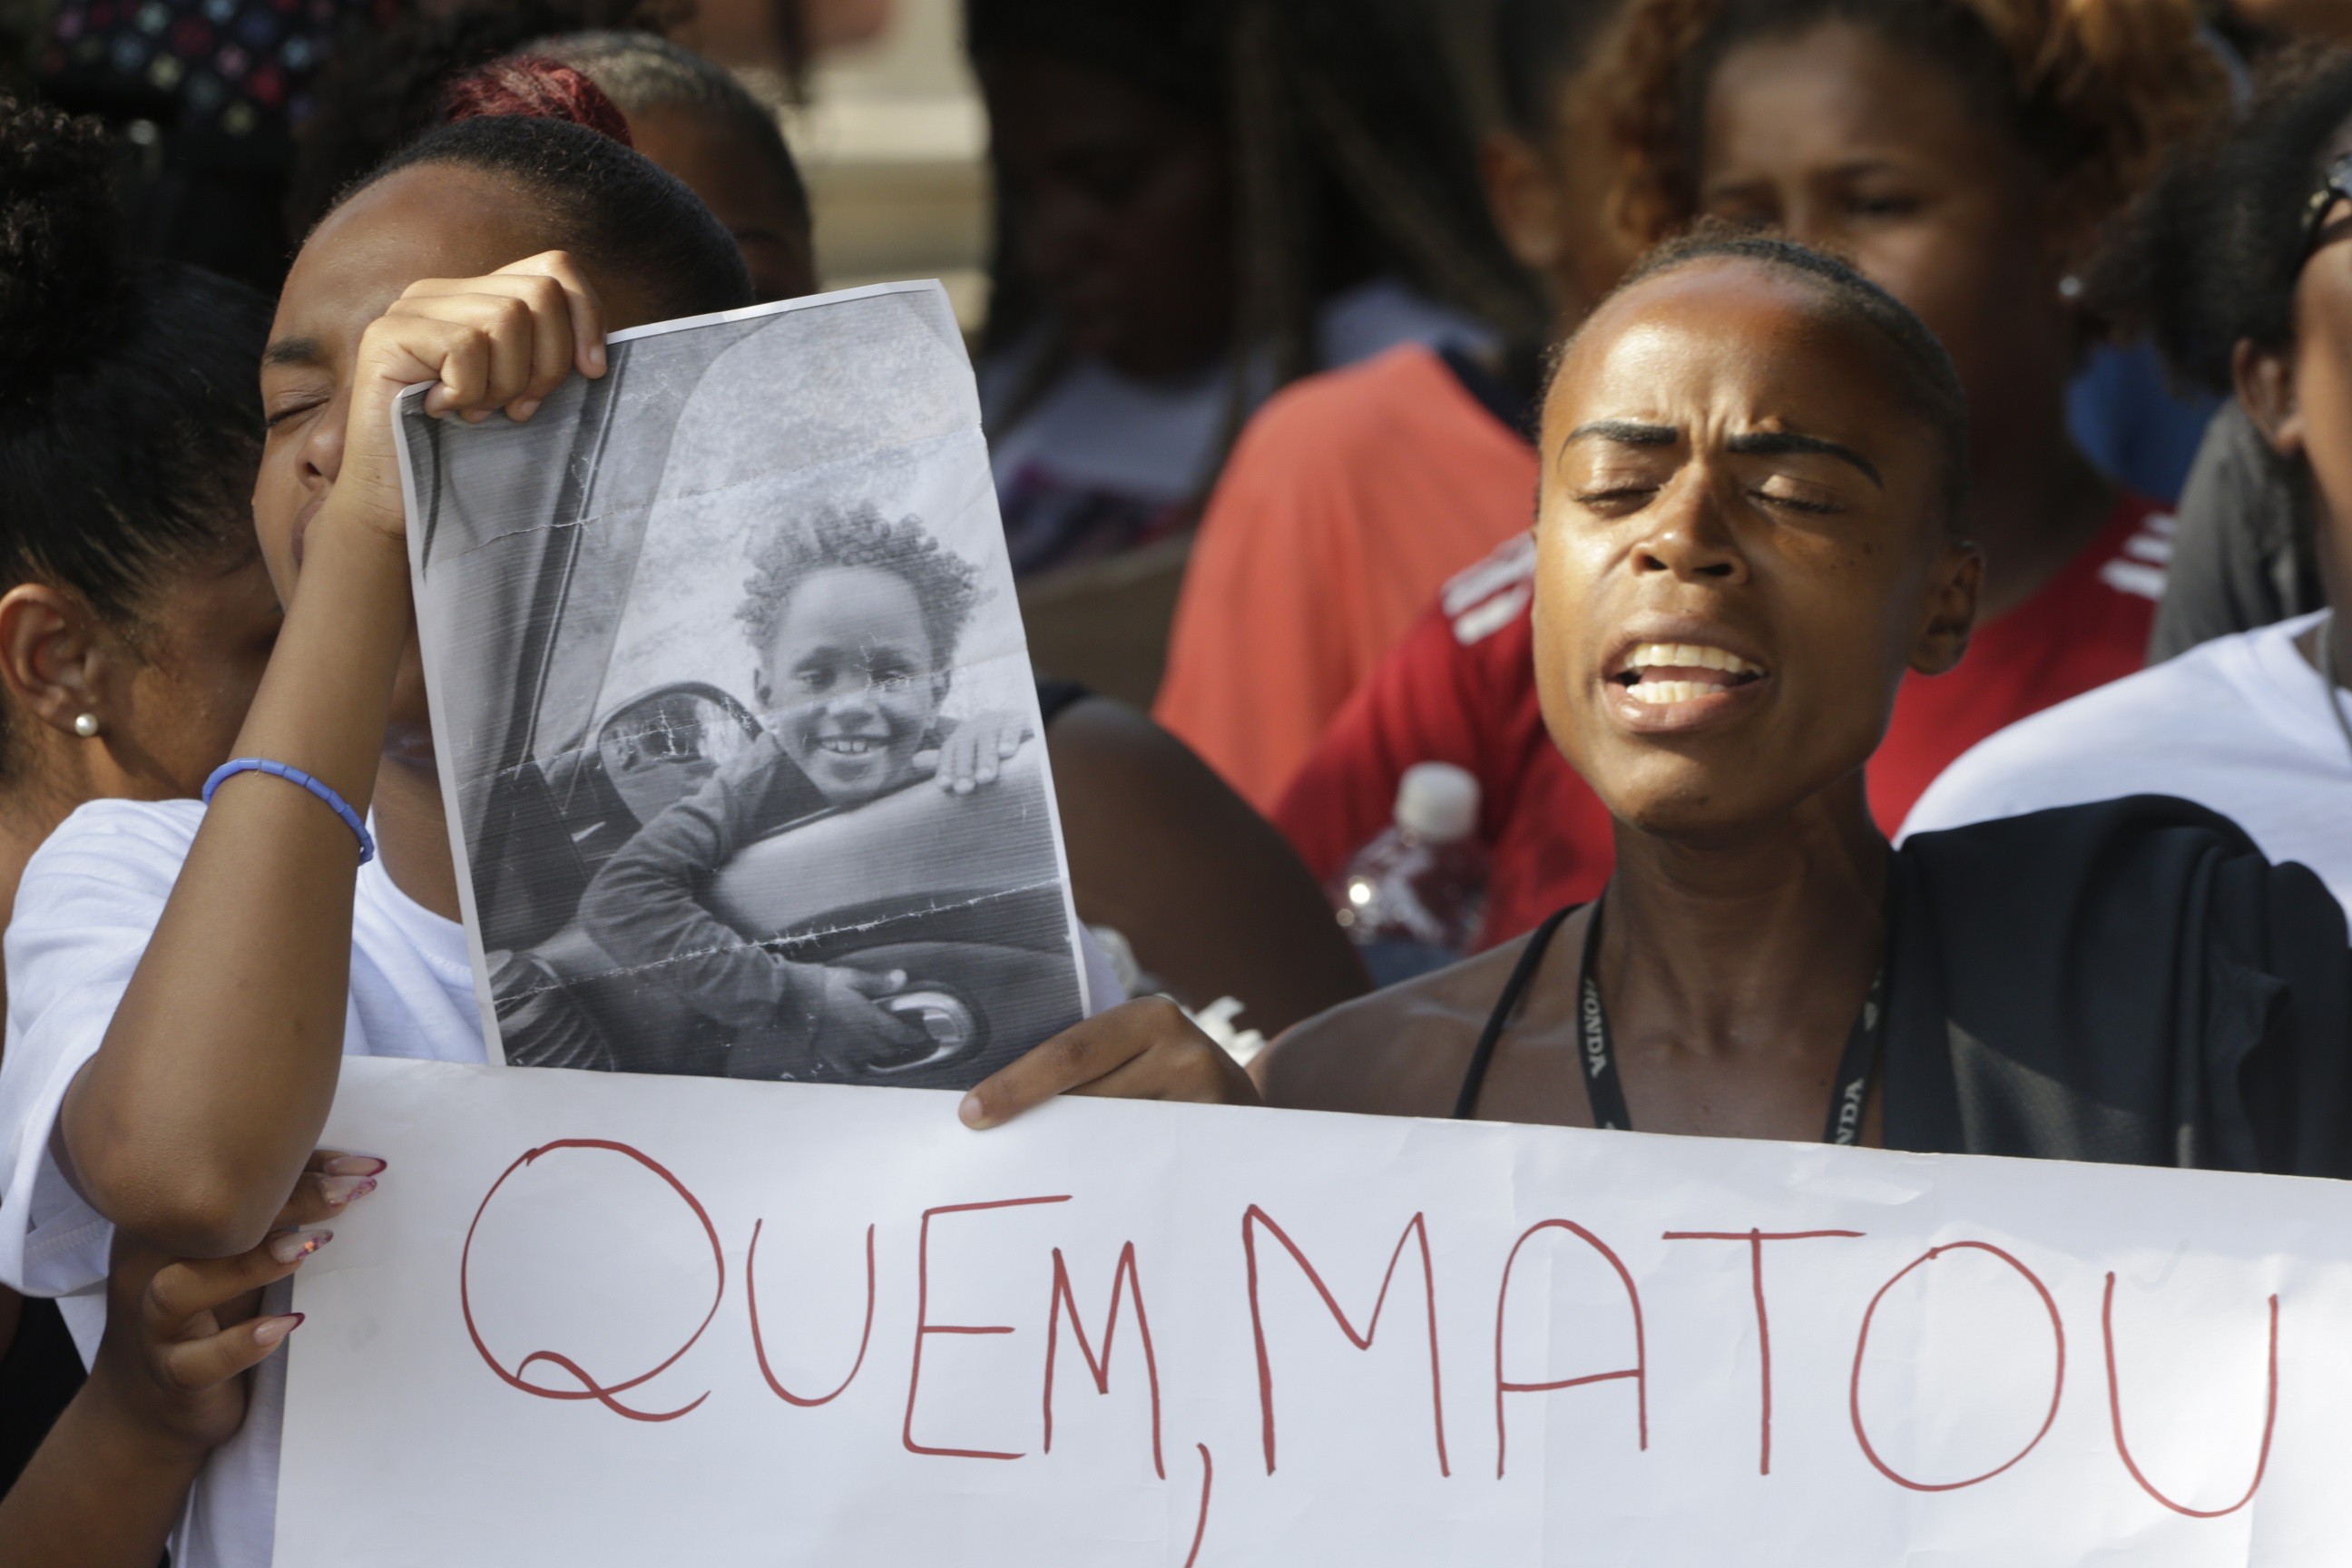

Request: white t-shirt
left=1900, top=612, right=2352, bottom=910
left=0, top=798, right=485, bottom=1568
left=0, top=797, right=1127, bottom=1568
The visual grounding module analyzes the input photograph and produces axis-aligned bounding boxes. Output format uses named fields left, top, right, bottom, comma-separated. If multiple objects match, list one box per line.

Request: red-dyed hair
left=441, top=55, right=634, bottom=148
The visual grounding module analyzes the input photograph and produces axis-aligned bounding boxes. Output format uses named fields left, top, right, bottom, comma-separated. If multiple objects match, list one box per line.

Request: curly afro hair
left=1592, top=0, right=2228, bottom=272
left=739, top=504, right=985, bottom=672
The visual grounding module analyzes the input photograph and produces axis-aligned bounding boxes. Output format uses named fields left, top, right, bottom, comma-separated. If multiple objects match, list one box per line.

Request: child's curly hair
left=1593, top=0, right=2228, bottom=268
left=738, top=502, right=983, bottom=669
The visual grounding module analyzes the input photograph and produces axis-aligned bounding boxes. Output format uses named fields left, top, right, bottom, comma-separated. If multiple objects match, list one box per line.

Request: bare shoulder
left=1255, top=938, right=1537, bottom=1118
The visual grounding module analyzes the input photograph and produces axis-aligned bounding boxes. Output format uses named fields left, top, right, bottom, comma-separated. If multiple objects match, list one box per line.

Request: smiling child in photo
left=576, top=502, right=1029, bottom=1075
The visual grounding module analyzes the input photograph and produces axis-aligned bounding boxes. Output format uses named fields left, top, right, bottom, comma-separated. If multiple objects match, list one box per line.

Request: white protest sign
left=277, top=1055, right=2342, bottom=1565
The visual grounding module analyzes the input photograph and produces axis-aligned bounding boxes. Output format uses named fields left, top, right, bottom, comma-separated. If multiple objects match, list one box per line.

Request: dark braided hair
left=2092, top=45, right=2352, bottom=394
left=1573, top=227, right=1972, bottom=533
left=0, top=94, right=272, bottom=773
left=332, top=112, right=753, bottom=320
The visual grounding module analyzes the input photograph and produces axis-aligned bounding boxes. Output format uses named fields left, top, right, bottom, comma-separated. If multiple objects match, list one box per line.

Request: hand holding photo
left=396, top=281, right=1088, bottom=1088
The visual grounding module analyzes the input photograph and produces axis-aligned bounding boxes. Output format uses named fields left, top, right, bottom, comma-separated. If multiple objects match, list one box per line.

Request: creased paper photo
left=396, top=280, right=1088, bottom=1088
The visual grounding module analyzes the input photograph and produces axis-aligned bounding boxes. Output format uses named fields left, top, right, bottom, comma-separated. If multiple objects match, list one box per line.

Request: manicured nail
left=954, top=778, right=975, bottom=795
left=270, top=1228, right=332, bottom=1264
left=319, top=1175, right=377, bottom=1206
left=510, top=397, right=540, bottom=422
left=976, top=766, right=998, bottom=785
left=464, top=409, right=490, bottom=425
left=588, top=342, right=608, bottom=375
left=322, top=1155, right=386, bottom=1178
left=252, top=1314, right=304, bottom=1348
left=958, top=1092, right=985, bottom=1129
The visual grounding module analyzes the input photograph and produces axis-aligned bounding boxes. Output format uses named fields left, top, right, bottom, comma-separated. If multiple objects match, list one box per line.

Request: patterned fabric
left=42, top=0, right=397, bottom=140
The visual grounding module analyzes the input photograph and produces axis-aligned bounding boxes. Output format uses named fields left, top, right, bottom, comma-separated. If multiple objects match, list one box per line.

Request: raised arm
left=58, top=256, right=604, bottom=1257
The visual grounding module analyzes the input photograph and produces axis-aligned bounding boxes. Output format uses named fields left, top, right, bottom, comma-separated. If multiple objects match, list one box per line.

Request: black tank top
left=1451, top=899, right=1885, bottom=1143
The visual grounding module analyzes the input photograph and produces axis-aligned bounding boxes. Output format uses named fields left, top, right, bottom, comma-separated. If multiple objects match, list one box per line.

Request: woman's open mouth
left=817, top=735, right=887, bottom=757
left=1602, top=640, right=1771, bottom=732
left=1612, top=642, right=1768, bottom=703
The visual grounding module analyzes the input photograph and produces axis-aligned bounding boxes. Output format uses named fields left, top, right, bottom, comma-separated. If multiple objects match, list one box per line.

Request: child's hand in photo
left=808, top=965, right=928, bottom=1064
left=930, top=710, right=1030, bottom=795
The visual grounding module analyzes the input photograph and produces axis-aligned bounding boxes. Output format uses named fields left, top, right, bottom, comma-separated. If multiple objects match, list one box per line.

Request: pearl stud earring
left=72, top=712, right=100, bottom=739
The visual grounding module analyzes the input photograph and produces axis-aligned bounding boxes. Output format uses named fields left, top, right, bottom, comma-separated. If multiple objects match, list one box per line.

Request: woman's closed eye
left=1573, top=481, right=1662, bottom=513
left=263, top=397, right=328, bottom=433
left=1751, top=477, right=1844, bottom=514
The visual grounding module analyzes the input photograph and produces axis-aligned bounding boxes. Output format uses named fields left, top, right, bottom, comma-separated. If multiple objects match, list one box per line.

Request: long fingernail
left=320, top=1175, right=377, bottom=1206
left=270, top=1228, right=333, bottom=1264
left=958, top=1092, right=986, bottom=1129
left=252, top=1314, right=304, bottom=1348
left=322, top=1155, right=386, bottom=1177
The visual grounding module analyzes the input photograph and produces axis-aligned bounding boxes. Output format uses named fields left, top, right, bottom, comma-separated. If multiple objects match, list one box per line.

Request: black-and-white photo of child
left=397, top=281, right=1089, bottom=1088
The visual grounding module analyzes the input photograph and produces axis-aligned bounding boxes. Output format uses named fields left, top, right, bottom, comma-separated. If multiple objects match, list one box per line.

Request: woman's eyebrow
left=1724, top=429, right=1883, bottom=488
left=1563, top=419, right=1680, bottom=448
left=261, top=336, right=326, bottom=369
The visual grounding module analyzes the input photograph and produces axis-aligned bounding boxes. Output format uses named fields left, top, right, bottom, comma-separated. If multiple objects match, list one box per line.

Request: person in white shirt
left=1900, top=54, right=2352, bottom=906
left=0, top=95, right=1130, bottom=1568
left=1902, top=612, right=2352, bottom=907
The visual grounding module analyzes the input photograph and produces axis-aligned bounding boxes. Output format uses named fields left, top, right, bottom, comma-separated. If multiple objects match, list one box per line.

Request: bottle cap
left=1394, top=761, right=1479, bottom=842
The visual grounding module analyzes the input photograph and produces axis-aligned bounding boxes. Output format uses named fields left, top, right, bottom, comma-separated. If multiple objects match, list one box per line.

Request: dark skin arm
left=0, top=1154, right=362, bottom=1568
left=1045, top=695, right=1368, bottom=1033
left=59, top=255, right=604, bottom=1257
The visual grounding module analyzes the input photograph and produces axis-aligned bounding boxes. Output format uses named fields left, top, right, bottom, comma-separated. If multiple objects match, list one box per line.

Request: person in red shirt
left=1277, top=0, right=2220, bottom=943
left=1152, top=0, right=1631, bottom=811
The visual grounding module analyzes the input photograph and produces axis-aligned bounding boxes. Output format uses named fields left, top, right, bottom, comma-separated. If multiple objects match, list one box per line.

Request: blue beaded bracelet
left=201, top=759, right=377, bottom=865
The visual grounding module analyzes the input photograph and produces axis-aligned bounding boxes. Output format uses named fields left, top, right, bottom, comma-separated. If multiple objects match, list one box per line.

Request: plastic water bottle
left=1330, top=762, right=1490, bottom=985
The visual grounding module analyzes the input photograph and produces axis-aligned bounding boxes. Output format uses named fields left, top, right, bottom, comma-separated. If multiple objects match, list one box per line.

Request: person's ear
left=2234, top=338, right=2304, bottom=460
left=0, top=583, right=117, bottom=741
left=1479, top=128, right=1571, bottom=280
left=1908, top=539, right=1983, bottom=677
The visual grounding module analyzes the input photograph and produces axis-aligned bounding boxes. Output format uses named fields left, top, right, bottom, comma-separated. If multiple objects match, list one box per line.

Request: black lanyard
left=1573, top=896, right=1886, bottom=1145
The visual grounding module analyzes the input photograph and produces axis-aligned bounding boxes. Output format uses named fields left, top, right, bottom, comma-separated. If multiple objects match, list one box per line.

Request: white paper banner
left=276, top=1056, right=2348, bottom=1565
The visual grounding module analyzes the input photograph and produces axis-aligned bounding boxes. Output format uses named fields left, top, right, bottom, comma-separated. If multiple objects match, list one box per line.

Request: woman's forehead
left=273, top=167, right=544, bottom=349
left=1546, top=263, right=1908, bottom=446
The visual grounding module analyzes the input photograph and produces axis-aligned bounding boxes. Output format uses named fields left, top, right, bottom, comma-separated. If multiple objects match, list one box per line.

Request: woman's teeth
left=818, top=737, right=882, bottom=756
left=1627, top=681, right=1719, bottom=706
left=1624, top=642, right=1763, bottom=675
left=1616, top=642, right=1768, bottom=705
